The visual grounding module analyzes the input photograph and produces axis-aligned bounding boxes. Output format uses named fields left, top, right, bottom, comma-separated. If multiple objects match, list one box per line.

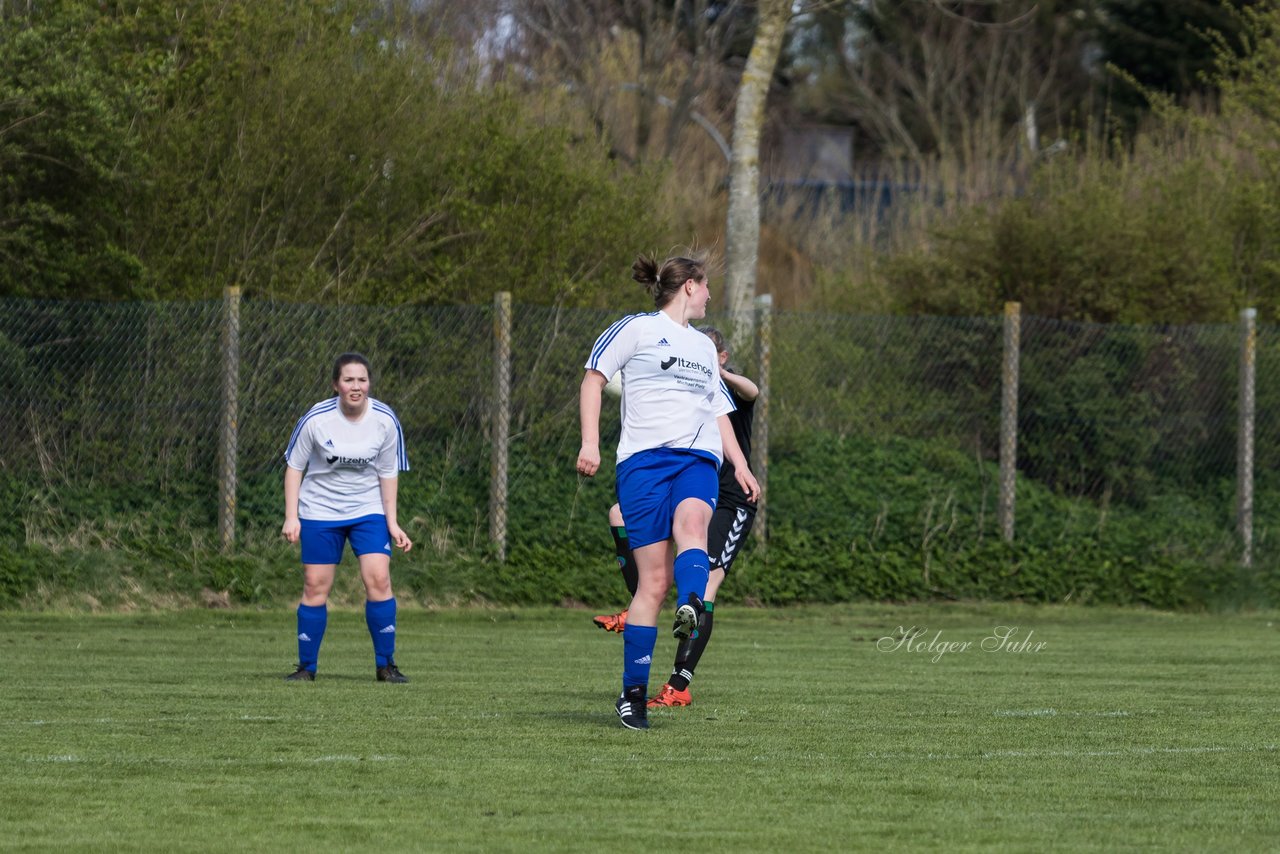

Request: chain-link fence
left=1, top=294, right=1274, bottom=605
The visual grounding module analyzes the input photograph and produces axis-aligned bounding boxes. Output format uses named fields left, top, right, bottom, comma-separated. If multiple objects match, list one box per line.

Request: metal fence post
left=1238, top=307, right=1256, bottom=569
left=999, top=301, right=1021, bottom=542
left=490, top=291, right=512, bottom=561
left=753, top=293, right=772, bottom=543
left=218, top=285, right=241, bottom=552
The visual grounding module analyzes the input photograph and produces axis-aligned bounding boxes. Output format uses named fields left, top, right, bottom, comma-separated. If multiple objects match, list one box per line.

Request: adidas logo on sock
left=298, top=633, right=311, bottom=641
left=632, top=654, right=651, bottom=665
left=379, top=625, right=396, bottom=634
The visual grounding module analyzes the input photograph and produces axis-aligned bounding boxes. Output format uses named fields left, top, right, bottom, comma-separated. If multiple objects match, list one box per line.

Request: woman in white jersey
left=595, top=327, right=759, bottom=711
left=578, top=253, right=760, bottom=729
left=282, top=352, right=412, bottom=683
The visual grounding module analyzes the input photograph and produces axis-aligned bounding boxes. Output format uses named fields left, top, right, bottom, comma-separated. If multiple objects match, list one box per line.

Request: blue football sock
left=365, top=597, right=397, bottom=667
left=622, top=624, right=657, bottom=692
left=296, top=603, right=327, bottom=672
left=673, top=548, right=709, bottom=607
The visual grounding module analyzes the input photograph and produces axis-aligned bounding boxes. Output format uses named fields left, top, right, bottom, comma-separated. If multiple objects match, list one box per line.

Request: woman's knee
left=705, top=568, right=726, bottom=601
left=301, top=566, right=335, bottom=604
left=634, top=568, right=670, bottom=606
left=673, top=513, right=710, bottom=545
left=359, top=557, right=393, bottom=599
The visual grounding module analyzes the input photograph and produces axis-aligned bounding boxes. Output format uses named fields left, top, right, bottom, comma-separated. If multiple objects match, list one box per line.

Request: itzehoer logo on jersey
left=660, top=355, right=713, bottom=378
left=325, top=453, right=375, bottom=468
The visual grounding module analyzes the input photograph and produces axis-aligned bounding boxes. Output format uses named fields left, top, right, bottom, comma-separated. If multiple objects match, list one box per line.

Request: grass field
left=1, top=603, right=1277, bottom=852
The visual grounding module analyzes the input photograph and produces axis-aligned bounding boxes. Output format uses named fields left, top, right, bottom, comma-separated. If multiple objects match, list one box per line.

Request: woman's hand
left=388, top=523, right=413, bottom=553
left=736, top=468, right=761, bottom=504
left=577, top=442, right=601, bottom=477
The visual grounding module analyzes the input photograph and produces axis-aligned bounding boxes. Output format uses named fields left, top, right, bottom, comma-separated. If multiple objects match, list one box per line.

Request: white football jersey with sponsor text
left=585, top=311, right=735, bottom=465
left=284, top=397, right=408, bottom=521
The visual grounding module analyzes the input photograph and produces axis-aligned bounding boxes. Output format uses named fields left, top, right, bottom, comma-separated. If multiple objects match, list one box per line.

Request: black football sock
left=611, top=525, right=639, bottom=597
left=668, top=602, right=714, bottom=691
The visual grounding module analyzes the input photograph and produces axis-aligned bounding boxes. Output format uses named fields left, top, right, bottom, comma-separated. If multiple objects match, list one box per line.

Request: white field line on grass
left=7, top=710, right=1142, bottom=727
left=864, top=745, right=1279, bottom=761
left=19, top=754, right=405, bottom=765
left=978, top=746, right=1280, bottom=759
left=15, top=744, right=1280, bottom=766
left=993, top=709, right=1136, bottom=717
left=14, top=715, right=390, bottom=726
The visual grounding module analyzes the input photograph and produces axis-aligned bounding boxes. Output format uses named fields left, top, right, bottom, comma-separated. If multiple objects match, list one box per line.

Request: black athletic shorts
left=707, top=501, right=756, bottom=573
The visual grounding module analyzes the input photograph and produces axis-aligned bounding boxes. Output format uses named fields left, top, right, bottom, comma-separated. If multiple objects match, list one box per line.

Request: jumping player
left=594, top=327, right=759, bottom=709
left=282, top=352, right=412, bottom=683
left=577, top=253, right=760, bottom=729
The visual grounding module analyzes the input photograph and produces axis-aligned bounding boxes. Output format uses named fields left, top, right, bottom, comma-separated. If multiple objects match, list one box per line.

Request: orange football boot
left=646, top=683, right=692, bottom=708
left=592, top=608, right=628, bottom=633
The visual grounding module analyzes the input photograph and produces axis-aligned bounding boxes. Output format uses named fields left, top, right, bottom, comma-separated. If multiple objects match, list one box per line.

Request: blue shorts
left=299, top=514, right=392, bottom=565
left=616, top=449, right=719, bottom=549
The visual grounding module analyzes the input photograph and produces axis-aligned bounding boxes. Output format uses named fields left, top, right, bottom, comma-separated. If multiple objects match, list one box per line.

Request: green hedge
left=2, top=430, right=1273, bottom=611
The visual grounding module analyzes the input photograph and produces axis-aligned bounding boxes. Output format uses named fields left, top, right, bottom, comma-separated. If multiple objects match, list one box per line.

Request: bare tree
left=724, top=0, right=792, bottom=343
left=813, top=1, right=1094, bottom=196
left=504, top=0, right=751, bottom=165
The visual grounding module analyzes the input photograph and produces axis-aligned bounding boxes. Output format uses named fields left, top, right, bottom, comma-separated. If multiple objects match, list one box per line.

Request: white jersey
left=284, top=396, right=408, bottom=521
left=586, top=311, right=735, bottom=465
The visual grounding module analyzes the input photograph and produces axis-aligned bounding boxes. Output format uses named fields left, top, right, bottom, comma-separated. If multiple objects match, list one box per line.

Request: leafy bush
left=0, top=3, right=147, bottom=299
left=2, top=1, right=667, bottom=306
left=757, top=431, right=1261, bottom=609
left=881, top=134, right=1255, bottom=324
left=3, top=427, right=1272, bottom=611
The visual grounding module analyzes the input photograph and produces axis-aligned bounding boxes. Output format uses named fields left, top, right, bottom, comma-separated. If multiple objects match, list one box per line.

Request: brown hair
left=699, top=326, right=727, bottom=354
left=631, top=253, right=708, bottom=309
left=699, top=325, right=736, bottom=373
left=332, top=352, right=372, bottom=383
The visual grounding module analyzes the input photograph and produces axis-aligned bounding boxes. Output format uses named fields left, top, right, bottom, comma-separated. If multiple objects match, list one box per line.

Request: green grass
left=1, top=604, right=1277, bottom=851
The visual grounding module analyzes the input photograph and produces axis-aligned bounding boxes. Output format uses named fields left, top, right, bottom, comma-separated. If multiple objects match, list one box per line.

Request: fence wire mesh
left=769, top=313, right=1002, bottom=447
left=0, top=297, right=1273, bottom=596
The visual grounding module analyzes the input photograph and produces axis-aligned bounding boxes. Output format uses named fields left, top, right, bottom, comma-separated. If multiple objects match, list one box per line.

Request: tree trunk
left=724, top=0, right=790, bottom=350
